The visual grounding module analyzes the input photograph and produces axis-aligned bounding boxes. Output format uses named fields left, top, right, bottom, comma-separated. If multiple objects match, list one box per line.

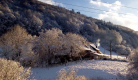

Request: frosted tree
left=125, top=47, right=132, bottom=59
left=0, top=58, right=32, bottom=80
left=65, top=33, right=88, bottom=59
left=0, top=45, right=14, bottom=59
left=104, top=30, right=122, bottom=45
left=116, top=45, right=131, bottom=58
left=20, top=36, right=37, bottom=67
left=127, top=49, right=138, bottom=80
left=0, top=25, right=33, bottom=61
left=33, top=28, right=63, bottom=66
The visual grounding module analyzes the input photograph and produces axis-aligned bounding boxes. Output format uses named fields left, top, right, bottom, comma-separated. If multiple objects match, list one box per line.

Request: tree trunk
left=110, top=41, right=112, bottom=59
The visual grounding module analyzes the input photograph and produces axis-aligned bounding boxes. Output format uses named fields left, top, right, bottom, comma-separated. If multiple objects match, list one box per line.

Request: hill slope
left=31, top=60, right=128, bottom=80
left=0, top=0, right=138, bottom=54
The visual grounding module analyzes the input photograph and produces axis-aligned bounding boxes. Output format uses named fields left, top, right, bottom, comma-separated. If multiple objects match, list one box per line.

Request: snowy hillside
left=31, top=60, right=128, bottom=80
left=98, top=46, right=126, bottom=60
left=89, top=44, right=126, bottom=60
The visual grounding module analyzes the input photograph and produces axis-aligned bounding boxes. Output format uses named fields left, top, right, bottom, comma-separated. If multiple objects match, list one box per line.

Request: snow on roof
left=90, top=44, right=100, bottom=50
left=90, top=44, right=96, bottom=48
left=83, top=46, right=106, bottom=56
left=83, top=46, right=104, bottom=55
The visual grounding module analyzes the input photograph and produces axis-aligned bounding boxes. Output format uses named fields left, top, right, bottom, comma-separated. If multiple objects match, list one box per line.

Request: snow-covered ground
left=89, top=44, right=126, bottom=60
left=31, top=60, right=128, bottom=80
left=98, top=46, right=126, bottom=60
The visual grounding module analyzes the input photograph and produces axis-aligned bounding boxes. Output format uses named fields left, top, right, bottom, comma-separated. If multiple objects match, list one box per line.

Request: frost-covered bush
left=65, top=33, right=88, bottom=57
left=0, top=25, right=34, bottom=61
left=0, top=25, right=37, bottom=67
left=0, top=58, right=33, bottom=80
left=57, top=68, right=88, bottom=80
left=127, top=50, right=138, bottom=80
left=115, top=45, right=132, bottom=57
left=20, top=42, right=37, bottom=67
left=33, top=28, right=89, bottom=66
left=33, top=28, right=64, bottom=66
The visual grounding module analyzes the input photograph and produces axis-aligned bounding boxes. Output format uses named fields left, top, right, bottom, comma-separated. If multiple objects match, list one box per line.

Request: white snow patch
left=84, top=44, right=126, bottom=60
left=99, top=46, right=126, bottom=60
left=31, top=60, right=128, bottom=80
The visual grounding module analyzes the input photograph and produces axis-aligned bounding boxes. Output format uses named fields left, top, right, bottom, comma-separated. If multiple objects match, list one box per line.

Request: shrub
left=0, top=58, right=33, bottom=80
left=57, top=68, right=88, bottom=80
left=65, top=33, right=88, bottom=57
left=33, top=28, right=64, bottom=66
left=0, top=25, right=33, bottom=61
left=127, top=50, right=138, bottom=80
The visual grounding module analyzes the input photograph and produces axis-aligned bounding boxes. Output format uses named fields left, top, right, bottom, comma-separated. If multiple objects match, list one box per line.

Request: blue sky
left=38, top=0, right=138, bottom=31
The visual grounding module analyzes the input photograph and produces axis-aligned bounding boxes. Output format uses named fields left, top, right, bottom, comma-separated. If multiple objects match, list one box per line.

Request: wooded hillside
left=0, top=0, right=137, bottom=56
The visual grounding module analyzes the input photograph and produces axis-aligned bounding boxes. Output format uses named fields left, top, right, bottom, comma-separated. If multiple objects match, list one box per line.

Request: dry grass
left=57, top=68, right=88, bottom=80
left=0, top=58, right=33, bottom=80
